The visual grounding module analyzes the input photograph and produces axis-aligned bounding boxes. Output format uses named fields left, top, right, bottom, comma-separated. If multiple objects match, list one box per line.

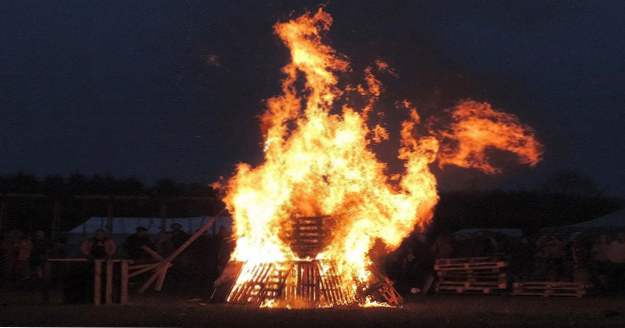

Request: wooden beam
left=48, top=258, right=130, bottom=262
left=105, top=260, right=113, bottom=304
left=128, top=263, right=156, bottom=270
left=154, top=263, right=172, bottom=292
left=128, top=263, right=159, bottom=278
left=141, top=245, right=164, bottom=261
left=94, top=260, right=102, bottom=305
left=121, top=260, right=129, bottom=305
left=138, top=268, right=161, bottom=294
left=165, top=217, right=216, bottom=263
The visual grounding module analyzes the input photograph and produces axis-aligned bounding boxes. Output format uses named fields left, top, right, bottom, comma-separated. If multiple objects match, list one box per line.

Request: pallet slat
left=512, top=281, right=589, bottom=298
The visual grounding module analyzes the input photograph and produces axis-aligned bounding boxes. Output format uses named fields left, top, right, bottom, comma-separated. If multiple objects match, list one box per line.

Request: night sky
left=2, top=1, right=624, bottom=195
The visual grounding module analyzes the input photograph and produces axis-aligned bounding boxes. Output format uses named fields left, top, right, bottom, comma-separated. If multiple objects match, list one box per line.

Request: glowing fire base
left=226, top=260, right=355, bottom=307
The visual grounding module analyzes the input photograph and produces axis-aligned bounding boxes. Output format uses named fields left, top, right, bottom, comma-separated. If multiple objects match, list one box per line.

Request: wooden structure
left=363, top=276, right=403, bottom=306
left=435, top=257, right=508, bottom=295
left=227, top=260, right=354, bottom=307
left=47, top=258, right=132, bottom=305
left=288, top=216, right=331, bottom=258
left=45, top=216, right=217, bottom=305
left=225, top=215, right=402, bottom=307
left=131, top=217, right=216, bottom=293
left=512, top=281, right=590, bottom=298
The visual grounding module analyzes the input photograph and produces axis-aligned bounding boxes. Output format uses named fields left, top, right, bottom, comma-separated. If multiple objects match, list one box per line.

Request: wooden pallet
left=512, top=281, right=590, bottom=298
left=434, top=257, right=508, bottom=296
left=438, top=280, right=508, bottom=289
left=289, top=216, right=331, bottom=258
left=435, top=257, right=508, bottom=272
left=227, top=260, right=355, bottom=307
left=437, top=269, right=506, bottom=277
left=363, top=276, right=403, bottom=306
left=436, top=285, right=506, bottom=295
left=437, top=272, right=506, bottom=280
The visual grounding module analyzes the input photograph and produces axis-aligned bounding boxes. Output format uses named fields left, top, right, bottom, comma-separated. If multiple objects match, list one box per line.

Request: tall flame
left=221, top=8, right=542, bottom=304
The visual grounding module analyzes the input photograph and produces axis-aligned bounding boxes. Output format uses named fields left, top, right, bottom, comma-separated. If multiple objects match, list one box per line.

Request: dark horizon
left=2, top=1, right=625, bottom=196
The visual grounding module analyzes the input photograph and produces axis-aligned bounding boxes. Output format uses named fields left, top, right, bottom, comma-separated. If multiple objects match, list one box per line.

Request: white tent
left=565, top=209, right=625, bottom=229
left=539, top=208, right=625, bottom=237
left=67, top=216, right=232, bottom=236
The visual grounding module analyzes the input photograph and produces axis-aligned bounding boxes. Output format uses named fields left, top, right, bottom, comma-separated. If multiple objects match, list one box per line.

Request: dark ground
left=1, top=290, right=625, bottom=327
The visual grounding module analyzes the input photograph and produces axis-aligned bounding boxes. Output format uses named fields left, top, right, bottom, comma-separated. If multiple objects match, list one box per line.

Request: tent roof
left=566, top=208, right=625, bottom=229
left=67, top=216, right=231, bottom=235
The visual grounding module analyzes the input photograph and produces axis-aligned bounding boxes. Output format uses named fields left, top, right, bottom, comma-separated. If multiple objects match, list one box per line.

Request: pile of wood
left=226, top=260, right=354, bottom=307
left=512, top=281, right=590, bottom=298
left=362, top=276, right=403, bottom=306
left=434, top=257, right=508, bottom=295
left=288, top=216, right=331, bottom=258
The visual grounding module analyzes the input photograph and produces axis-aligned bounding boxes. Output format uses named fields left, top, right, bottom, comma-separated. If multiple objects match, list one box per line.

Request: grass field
left=1, top=290, right=625, bottom=327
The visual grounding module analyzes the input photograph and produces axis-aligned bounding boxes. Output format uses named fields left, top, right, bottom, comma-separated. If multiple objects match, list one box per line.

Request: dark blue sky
left=2, top=1, right=624, bottom=195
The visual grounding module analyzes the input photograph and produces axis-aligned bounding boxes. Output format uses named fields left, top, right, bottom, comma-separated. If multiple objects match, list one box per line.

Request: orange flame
left=435, top=100, right=543, bottom=174
left=220, top=8, right=542, bottom=306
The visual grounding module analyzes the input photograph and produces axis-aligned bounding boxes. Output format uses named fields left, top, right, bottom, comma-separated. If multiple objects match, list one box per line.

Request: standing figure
left=124, top=227, right=152, bottom=262
left=80, top=229, right=116, bottom=259
left=15, top=233, right=33, bottom=280
left=170, top=223, right=190, bottom=249
left=1, top=230, right=22, bottom=281
left=605, top=233, right=625, bottom=292
left=30, top=230, right=50, bottom=279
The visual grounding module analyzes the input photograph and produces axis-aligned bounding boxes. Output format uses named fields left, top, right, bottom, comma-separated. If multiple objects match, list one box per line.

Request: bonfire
left=216, top=8, right=542, bottom=308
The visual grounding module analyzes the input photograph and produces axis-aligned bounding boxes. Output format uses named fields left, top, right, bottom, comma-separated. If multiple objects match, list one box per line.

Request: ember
left=218, top=8, right=541, bottom=308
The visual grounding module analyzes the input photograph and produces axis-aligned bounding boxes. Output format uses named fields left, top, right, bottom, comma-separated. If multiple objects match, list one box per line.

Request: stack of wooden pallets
left=434, top=257, right=508, bottom=295
left=512, top=281, right=590, bottom=298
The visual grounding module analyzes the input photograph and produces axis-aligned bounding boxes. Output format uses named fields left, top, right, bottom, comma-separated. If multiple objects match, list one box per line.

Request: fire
left=220, top=8, right=542, bottom=307
left=435, top=100, right=542, bottom=174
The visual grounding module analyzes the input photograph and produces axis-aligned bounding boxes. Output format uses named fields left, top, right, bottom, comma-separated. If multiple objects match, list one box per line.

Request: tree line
left=0, top=170, right=622, bottom=236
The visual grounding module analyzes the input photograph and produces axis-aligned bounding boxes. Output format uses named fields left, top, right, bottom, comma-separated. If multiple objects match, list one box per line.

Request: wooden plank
left=138, top=269, right=160, bottom=294
left=436, top=257, right=501, bottom=264
left=128, top=263, right=156, bottom=270
left=154, top=263, right=172, bottom=291
left=105, top=260, right=113, bottom=304
left=128, top=263, right=159, bottom=278
left=438, top=282, right=507, bottom=289
left=141, top=245, right=164, bottom=261
left=49, top=258, right=128, bottom=262
left=121, top=260, right=129, bottom=305
left=435, top=262, right=506, bottom=270
left=94, top=260, right=102, bottom=305
left=165, top=217, right=215, bottom=263
left=49, top=258, right=89, bottom=262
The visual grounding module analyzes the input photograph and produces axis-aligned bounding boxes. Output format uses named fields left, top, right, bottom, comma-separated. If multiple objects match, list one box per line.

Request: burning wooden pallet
left=362, top=276, right=403, bottom=305
left=227, top=260, right=354, bottom=307
left=512, top=281, right=590, bottom=298
left=435, top=257, right=508, bottom=295
left=224, top=216, right=402, bottom=307
left=289, top=216, right=331, bottom=258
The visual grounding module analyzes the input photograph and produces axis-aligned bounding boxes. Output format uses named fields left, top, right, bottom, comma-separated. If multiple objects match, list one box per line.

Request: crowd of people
left=388, top=230, right=625, bottom=295
left=3, top=224, right=625, bottom=298
left=0, top=223, right=232, bottom=290
left=0, top=230, right=65, bottom=284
